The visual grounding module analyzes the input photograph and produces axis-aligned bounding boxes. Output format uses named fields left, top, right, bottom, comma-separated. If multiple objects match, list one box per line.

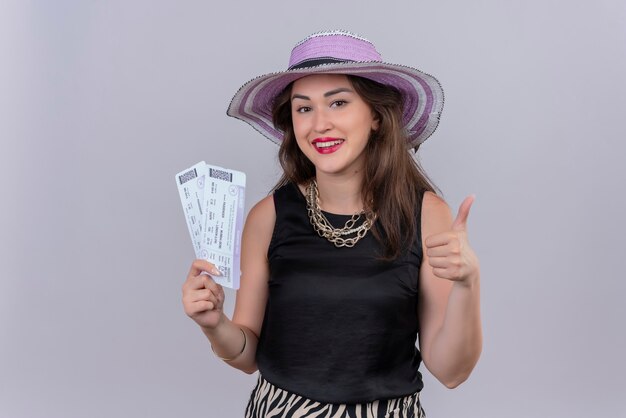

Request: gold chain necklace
left=305, top=180, right=376, bottom=248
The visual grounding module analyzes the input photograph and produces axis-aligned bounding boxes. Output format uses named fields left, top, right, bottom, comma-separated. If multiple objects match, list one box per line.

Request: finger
left=190, top=300, right=215, bottom=314
left=187, top=259, right=223, bottom=279
left=427, top=256, right=450, bottom=269
left=200, top=277, right=225, bottom=308
left=432, top=267, right=454, bottom=280
left=183, top=291, right=219, bottom=314
left=426, top=246, right=452, bottom=258
left=183, top=272, right=215, bottom=291
left=189, top=289, right=217, bottom=304
left=204, top=293, right=219, bottom=309
left=452, top=195, right=475, bottom=231
left=201, top=274, right=224, bottom=295
left=424, top=232, right=455, bottom=249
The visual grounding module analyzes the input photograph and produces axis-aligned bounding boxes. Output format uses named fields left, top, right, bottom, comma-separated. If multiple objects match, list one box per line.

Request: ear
left=371, top=115, right=380, bottom=131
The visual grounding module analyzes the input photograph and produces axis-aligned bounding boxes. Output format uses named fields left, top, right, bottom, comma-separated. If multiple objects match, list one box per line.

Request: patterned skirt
left=245, top=374, right=426, bottom=418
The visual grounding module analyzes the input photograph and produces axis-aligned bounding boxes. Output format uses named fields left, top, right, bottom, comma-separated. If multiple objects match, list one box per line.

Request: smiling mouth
left=312, top=138, right=345, bottom=150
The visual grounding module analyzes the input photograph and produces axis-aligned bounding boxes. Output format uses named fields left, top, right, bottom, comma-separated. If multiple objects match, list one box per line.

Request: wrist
left=455, top=270, right=480, bottom=290
left=200, top=312, right=227, bottom=336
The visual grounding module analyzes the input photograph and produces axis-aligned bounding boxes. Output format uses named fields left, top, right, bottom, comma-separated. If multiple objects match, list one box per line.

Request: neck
left=314, top=171, right=364, bottom=215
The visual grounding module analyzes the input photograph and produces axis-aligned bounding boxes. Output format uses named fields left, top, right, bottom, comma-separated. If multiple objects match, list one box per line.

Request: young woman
left=182, top=31, right=482, bottom=417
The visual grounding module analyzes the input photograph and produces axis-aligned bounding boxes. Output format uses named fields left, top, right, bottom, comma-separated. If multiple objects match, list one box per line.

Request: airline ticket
left=175, top=161, right=246, bottom=289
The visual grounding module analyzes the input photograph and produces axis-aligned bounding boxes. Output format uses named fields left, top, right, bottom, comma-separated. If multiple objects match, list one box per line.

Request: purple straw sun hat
left=227, top=30, right=444, bottom=149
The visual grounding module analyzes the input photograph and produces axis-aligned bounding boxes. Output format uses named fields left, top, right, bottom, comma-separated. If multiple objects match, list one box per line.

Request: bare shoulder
left=244, top=194, right=276, bottom=239
left=421, top=191, right=453, bottom=238
left=422, top=190, right=446, bottom=208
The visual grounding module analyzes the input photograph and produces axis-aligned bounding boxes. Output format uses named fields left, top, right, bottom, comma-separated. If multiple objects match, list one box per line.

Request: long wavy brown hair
left=271, top=75, right=440, bottom=260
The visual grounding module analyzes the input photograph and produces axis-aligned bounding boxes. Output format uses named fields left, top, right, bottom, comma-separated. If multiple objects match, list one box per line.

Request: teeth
left=315, top=140, right=343, bottom=148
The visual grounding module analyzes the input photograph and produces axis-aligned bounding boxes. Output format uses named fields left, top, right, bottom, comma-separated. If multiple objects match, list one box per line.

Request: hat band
left=288, top=57, right=355, bottom=70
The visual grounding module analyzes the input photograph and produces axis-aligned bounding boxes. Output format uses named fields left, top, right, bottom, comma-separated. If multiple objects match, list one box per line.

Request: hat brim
left=227, top=61, right=444, bottom=148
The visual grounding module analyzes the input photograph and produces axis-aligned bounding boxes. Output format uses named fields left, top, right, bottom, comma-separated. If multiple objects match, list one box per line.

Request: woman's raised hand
left=425, top=195, right=480, bottom=286
left=182, top=259, right=226, bottom=329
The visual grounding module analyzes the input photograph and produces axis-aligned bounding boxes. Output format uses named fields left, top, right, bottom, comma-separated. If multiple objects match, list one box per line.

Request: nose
left=313, top=108, right=333, bottom=133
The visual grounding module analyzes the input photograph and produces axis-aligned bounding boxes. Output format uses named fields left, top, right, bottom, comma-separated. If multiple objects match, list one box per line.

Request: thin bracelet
left=211, top=327, right=246, bottom=362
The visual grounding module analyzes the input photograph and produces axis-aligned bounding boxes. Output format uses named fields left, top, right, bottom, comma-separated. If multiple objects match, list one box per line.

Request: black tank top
left=256, top=182, right=424, bottom=403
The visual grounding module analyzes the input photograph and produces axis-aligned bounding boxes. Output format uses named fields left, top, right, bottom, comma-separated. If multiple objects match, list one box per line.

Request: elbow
left=240, top=360, right=259, bottom=375
left=439, top=347, right=483, bottom=389
left=432, top=360, right=477, bottom=389
left=438, top=358, right=479, bottom=389
left=441, top=373, right=469, bottom=389
left=242, top=366, right=258, bottom=375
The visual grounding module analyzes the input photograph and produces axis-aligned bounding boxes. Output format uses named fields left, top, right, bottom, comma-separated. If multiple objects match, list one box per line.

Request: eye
left=295, top=106, right=312, bottom=113
left=331, top=100, right=347, bottom=108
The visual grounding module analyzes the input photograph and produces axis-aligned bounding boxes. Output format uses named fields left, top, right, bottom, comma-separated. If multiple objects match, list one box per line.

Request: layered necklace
left=305, top=179, right=376, bottom=248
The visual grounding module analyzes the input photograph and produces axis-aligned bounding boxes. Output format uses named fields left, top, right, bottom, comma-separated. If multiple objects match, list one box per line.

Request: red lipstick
left=312, top=137, right=344, bottom=154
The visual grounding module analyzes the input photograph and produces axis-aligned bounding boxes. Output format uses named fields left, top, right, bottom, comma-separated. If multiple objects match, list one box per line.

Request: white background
left=1, top=1, right=625, bottom=417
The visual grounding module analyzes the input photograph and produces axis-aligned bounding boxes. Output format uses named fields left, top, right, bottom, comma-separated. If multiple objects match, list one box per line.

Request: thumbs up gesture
left=424, top=195, right=480, bottom=285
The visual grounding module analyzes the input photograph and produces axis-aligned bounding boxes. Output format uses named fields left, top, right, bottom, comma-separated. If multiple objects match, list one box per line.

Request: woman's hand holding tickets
left=425, top=195, right=480, bottom=286
left=182, top=259, right=225, bottom=329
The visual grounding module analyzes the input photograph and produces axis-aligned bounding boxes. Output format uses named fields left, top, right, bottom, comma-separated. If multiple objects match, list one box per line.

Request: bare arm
left=182, top=194, right=275, bottom=374
left=417, top=191, right=482, bottom=388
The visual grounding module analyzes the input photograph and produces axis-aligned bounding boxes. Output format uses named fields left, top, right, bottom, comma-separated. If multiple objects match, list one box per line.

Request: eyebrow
left=291, top=87, right=354, bottom=101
